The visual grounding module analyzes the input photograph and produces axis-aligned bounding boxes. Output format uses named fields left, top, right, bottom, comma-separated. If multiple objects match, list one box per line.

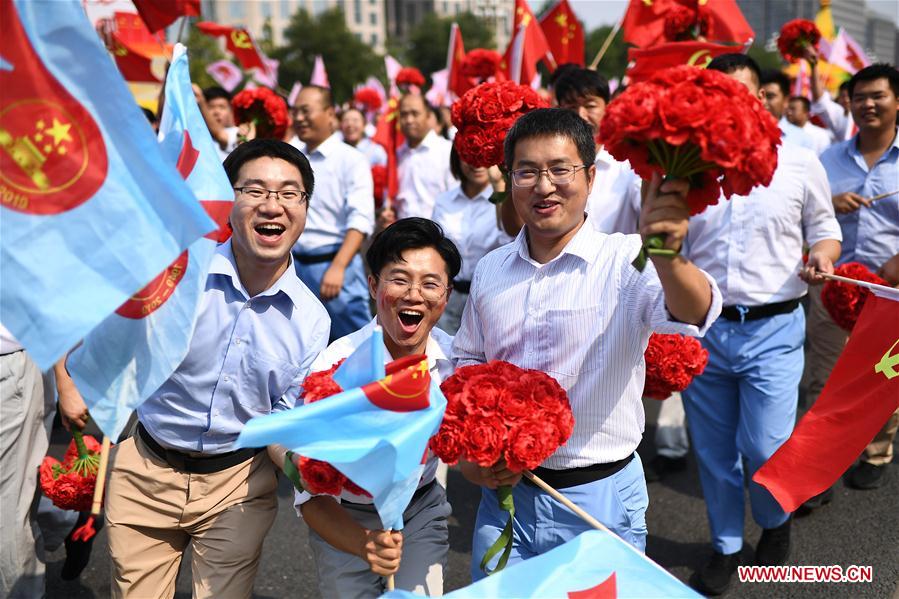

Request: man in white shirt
left=807, top=47, right=857, bottom=142
left=201, top=86, right=241, bottom=161
left=760, top=70, right=817, bottom=151
left=395, top=94, right=454, bottom=219
left=786, top=96, right=833, bottom=155
left=453, top=108, right=722, bottom=581
left=296, top=218, right=460, bottom=597
left=680, top=54, right=842, bottom=596
left=290, top=86, right=375, bottom=341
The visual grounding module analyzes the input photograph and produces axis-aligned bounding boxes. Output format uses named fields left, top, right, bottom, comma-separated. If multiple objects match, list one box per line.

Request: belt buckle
left=736, top=305, right=749, bottom=324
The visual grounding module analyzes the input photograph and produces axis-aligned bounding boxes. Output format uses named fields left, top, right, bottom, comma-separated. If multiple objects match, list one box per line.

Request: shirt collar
left=308, top=132, right=342, bottom=157
left=595, top=146, right=615, bottom=167
left=404, top=130, right=441, bottom=153
left=455, top=183, right=494, bottom=202
left=848, top=127, right=899, bottom=161
left=514, top=218, right=603, bottom=266
left=208, top=239, right=306, bottom=307
left=365, top=316, right=450, bottom=373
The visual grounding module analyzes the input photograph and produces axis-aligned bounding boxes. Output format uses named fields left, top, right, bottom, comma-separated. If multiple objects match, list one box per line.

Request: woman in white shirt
left=431, top=147, right=513, bottom=334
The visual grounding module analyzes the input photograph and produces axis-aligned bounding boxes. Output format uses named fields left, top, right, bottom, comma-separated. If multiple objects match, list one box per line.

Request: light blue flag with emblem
left=236, top=327, right=446, bottom=530
left=382, top=530, right=701, bottom=598
left=66, top=44, right=233, bottom=440
left=0, top=0, right=215, bottom=370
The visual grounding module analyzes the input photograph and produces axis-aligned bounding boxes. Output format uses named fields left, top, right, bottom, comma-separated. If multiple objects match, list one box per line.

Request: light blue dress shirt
left=819, top=131, right=899, bottom=271
left=138, top=240, right=331, bottom=454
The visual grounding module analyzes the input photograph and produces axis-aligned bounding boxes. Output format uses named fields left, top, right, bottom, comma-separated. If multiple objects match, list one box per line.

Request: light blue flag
left=236, top=330, right=446, bottom=530
left=382, top=530, right=701, bottom=598
left=66, top=44, right=233, bottom=439
left=0, top=0, right=215, bottom=370
left=332, top=327, right=385, bottom=389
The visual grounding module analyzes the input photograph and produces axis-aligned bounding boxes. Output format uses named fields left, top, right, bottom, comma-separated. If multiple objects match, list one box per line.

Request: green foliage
left=747, top=44, right=783, bottom=72
left=272, top=8, right=384, bottom=103
left=184, top=21, right=225, bottom=89
left=402, top=12, right=496, bottom=79
left=584, top=25, right=629, bottom=81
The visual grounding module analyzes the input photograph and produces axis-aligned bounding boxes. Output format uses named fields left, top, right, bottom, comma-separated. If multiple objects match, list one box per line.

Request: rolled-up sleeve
left=344, top=151, right=375, bottom=236
left=801, top=154, right=842, bottom=247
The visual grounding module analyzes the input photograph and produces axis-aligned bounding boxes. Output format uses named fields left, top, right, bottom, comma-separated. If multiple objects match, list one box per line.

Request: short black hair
left=760, top=69, right=791, bottom=97
left=789, top=95, right=811, bottom=112
left=366, top=217, right=462, bottom=282
left=449, top=145, right=463, bottom=181
left=299, top=85, right=334, bottom=109
left=141, top=107, right=157, bottom=124
left=838, top=80, right=851, bottom=95
left=548, top=62, right=581, bottom=88
left=707, top=53, right=762, bottom=88
left=203, top=86, right=231, bottom=103
left=340, top=106, right=367, bottom=124
left=554, top=69, right=611, bottom=105
left=848, top=63, right=899, bottom=98
left=223, top=139, right=315, bottom=200
left=503, top=108, right=596, bottom=171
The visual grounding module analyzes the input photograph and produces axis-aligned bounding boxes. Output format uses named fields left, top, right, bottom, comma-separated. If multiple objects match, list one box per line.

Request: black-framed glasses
left=377, top=276, right=450, bottom=302
left=510, top=164, right=590, bottom=187
left=233, top=186, right=309, bottom=208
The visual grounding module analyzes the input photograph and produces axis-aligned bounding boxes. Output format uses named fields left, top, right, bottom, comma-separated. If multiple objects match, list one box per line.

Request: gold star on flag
left=555, top=13, right=568, bottom=28
left=36, top=119, right=45, bottom=130
left=47, top=118, right=72, bottom=146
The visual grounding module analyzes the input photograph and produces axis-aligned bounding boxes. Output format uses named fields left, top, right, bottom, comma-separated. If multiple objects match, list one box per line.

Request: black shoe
left=61, top=512, right=102, bottom=580
left=756, top=518, right=791, bottom=566
left=644, top=455, right=687, bottom=483
left=847, top=461, right=887, bottom=490
left=691, top=550, right=741, bottom=596
left=796, top=486, right=834, bottom=516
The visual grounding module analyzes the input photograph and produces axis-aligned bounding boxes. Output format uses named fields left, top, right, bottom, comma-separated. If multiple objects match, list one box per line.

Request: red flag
left=622, top=0, right=753, bottom=49
left=132, top=0, right=200, bottom=33
left=371, top=97, right=404, bottom=205
left=626, top=40, right=736, bottom=83
left=109, top=34, right=159, bottom=83
left=196, top=22, right=265, bottom=71
left=539, top=0, right=585, bottom=67
left=753, top=289, right=899, bottom=513
left=447, top=23, right=470, bottom=98
left=502, top=0, right=554, bottom=84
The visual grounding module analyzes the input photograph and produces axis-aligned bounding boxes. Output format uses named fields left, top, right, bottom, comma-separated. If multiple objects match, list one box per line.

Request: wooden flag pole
left=522, top=471, right=609, bottom=533
left=869, top=189, right=898, bottom=203
left=819, top=272, right=897, bottom=295
left=70, top=435, right=112, bottom=542
left=588, top=20, right=622, bottom=70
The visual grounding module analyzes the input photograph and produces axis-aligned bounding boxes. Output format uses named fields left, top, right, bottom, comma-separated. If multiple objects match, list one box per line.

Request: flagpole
left=870, top=189, right=898, bottom=202
left=176, top=16, right=188, bottom=44
left=588, top=19, right=622, bottom=70
left=819, top=272, right=898, bottom=295
left=68, top=435, right=112, bottom=542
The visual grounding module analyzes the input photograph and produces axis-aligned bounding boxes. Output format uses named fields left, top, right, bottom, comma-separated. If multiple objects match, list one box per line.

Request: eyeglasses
left=378, top=277, right=450, bottom=302
left=234, top=186, right=309, bottom=208
left=510, top=164, right=590, bottom=187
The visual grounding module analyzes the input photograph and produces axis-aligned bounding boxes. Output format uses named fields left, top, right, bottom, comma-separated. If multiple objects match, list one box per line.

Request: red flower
left=232, top=87, right=290, bottom=140
left=460, top=375, right=508, bottom=417
left=299, top=457, right=345, bottom=496
left=461, top=49, right=503, bottom=81
left=463, top=416, right=507, bottom=467
left=353, top=87, right=383, bottom=112
left=821, top=262, right=888, bottom=331
left=396, top=67, right=426, bottom=88
left=663, top=3, right=711, bottom=42
left=643, top=333, right=709, bottom=400
left=301, top=360, right=345, bottom=403
left=505, top=418, right=559, bottom=472
left=429, top=421, right=465, bottom=465
left=778, top=19, right=821, bottom=63
left=40, top=455, right=96, bottom=512
left=371, top=164, right=388, bottom=209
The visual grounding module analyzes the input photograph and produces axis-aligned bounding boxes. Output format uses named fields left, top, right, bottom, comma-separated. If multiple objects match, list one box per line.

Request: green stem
left=480, top=485, right=515, bottom=575
left=72, top=429, right=88, bottom=460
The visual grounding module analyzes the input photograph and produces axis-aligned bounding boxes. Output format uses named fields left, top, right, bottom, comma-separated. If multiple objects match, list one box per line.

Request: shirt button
left=234, top=338, right=241, bottom=345
left=223, top=375, right=230, bottom=382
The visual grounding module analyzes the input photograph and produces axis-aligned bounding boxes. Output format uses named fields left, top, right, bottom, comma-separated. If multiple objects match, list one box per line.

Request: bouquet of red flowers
left=354, top=87, right=383, bottom=112
left=777, top=19, right=821, bottom=63
left=451, top=81, right=548, bottom=169
left=40, top=430, right=104, bottom=512
left=643, top=333, right=709, bottom=400
left=663, top=2, right=711, bottom=42
left=232, top=87, right=290, bottom=140
left=821, top=262, right=888, bottom=331
left=396, top=67, right=426, bottom=90
left=294, top=362, right=371, bottom=497
left=461, top=49, right=503, bottom=81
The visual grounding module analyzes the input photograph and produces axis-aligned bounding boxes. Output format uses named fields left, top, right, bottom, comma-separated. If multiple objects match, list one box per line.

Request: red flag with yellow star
left=539, top=0, right=584, bottom=66
left=372, top=97, right=404, bottom=204
left=622, top=0, right=753, bottom=49
left=502, top=0, right=554, bottom=84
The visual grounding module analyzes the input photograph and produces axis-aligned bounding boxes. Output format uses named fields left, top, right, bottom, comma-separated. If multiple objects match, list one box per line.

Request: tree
left=403, top=12, right=496, bottom=78
left=272, top=8, right=383, bottom=103
left=747, top=44, right=783, bottom=72
left=184, top=21, right=225, bottom=89
left=585, top=25, right=629, bottom=81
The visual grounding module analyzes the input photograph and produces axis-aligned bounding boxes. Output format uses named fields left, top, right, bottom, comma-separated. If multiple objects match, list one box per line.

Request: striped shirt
left=452, top=222, right=722, bottom=468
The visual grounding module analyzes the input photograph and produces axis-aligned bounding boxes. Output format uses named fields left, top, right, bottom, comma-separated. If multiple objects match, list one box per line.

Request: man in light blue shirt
left=104, top=139, right=330, bottom=598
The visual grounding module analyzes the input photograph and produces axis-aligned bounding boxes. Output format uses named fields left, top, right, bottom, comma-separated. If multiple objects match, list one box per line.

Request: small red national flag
left=447, top=23, right=470, bottom=99
left=196, top=22, right=266, bottom=71
left=626, top=41, right=736, bottom=83
left=753, top=289, right=899, bottom=513
left=110, top=34, right=159, bottom=83
left=539, top=0, right=585, bottom=67
left=132, top=0, right=200, bottom=33
left=502, top=0, right=554, bottom=84
left=622, top=0, right=753, bottom=49
left=372, top=98, right=404, bottom=204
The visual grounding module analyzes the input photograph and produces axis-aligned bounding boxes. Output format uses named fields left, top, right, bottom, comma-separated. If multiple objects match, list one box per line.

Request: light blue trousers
left=471, top=455, right=648, bottom=582
left=682, top=307, right=805, bottom=555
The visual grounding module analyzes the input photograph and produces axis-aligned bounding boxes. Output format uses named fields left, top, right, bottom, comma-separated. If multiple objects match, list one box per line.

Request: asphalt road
left=45, top=404, right=898, bottom=599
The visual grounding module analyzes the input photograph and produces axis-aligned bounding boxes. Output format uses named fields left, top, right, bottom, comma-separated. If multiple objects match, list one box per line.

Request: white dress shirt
left=354, top=137, right=387, bottom=167
left=290, top=134, right=374, bottom=252
left=811, top=91, right=855, bottom=142
left=431, top=184, right=513, bottom=282
left=801, top=121, right=834, bottom=156
left=683, top=144, right=841, bottom=307
left=452, top=223, right=722, bottom=468
left=586, top=148, right=643, bottom=235
left=0, top=324, right=23, bottom=355
left=295, top=317, right=454, bottom=510
left=396, top=130, right=454, bottom=219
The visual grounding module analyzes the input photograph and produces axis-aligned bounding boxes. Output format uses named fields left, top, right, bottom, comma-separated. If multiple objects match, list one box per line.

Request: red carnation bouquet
left=643, top=333, right=709, bottom=400
left=40, top=430, right=105, bottom=512
left=354, top=87, right=383, bottom=112
left=451, top=81, right=548, bottom=169
left=461, top=49, right=503, bottom=82
left=821, top=262, right=889, bottom=331
left=396, top=67, right=426, bottom=91
left=599, top=65, right=781, bottom=269
left=372, top=164, right=388, bottom=209
left=232, top=87, right=290, bottom=140
left=294, top=361, right=371, bottom=497
left=778, top=19, right=821, bottom=63
left=430, top=361, right=573, bottom=573
left=663, top=2, right=711, bottom=42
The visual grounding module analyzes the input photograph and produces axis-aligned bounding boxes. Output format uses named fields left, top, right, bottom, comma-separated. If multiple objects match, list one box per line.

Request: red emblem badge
left=115, top=251, right=189, bottom=319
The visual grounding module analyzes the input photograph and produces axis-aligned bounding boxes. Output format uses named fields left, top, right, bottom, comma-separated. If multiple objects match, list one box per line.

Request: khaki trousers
left=105, top=434, right=278, bottom=599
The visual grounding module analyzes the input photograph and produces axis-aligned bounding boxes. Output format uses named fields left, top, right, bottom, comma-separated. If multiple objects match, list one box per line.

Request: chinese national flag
left=132, top=0, right=200, bottom=33
left=626, top=41, right=736, bottom=83
left=372, top=98, right=404, bottom=204
left=622, top=0, right=753, bottom=49
left=502, top=0, right=554, bottom=84
left=196, top=21, right=265, bottom=71
left=447, top=23, right=470, bottom=98
left=753, top=289, right=899, bottom=513
left=110, top=34, right=159, bottom=82
left=539, top=0, right=585, bottom=66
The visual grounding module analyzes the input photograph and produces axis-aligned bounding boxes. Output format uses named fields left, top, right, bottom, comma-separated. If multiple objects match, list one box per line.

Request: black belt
left=343, top=479, right=438, bottom=507
left=453, top=279, right=472, bottom=294
left=293, top=250, right=338, bottom=265
left=137, top=423, right=263, bottom=474
left=523, top=454, right=634, bottom=490
left=720, top=298, right=800, bottom=322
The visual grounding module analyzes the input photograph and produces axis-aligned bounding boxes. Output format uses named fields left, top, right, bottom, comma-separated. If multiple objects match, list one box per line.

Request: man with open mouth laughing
left=296, top=217, right=460, bottom=597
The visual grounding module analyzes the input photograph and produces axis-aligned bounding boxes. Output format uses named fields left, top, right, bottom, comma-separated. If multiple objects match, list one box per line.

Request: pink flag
left=206, top=59, right=242, bottom=92
left=827, top=28, right=871, bottom=75
left=792, top=59, right=811, bottom=99
left=363, top=76, right=387, bottom=105
left=385, top=54, right=403, bottom=96
left=253, top=55, right=279, bottom=88
left=311, top=54, right=330, bottom=88
left=287, top=81, right=303, bottom=106
left=426, top=68, right=450, bottom=107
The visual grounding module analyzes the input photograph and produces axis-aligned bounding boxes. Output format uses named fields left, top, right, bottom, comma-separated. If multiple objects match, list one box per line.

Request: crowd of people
left=1, top=43, right=897, bottom=599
